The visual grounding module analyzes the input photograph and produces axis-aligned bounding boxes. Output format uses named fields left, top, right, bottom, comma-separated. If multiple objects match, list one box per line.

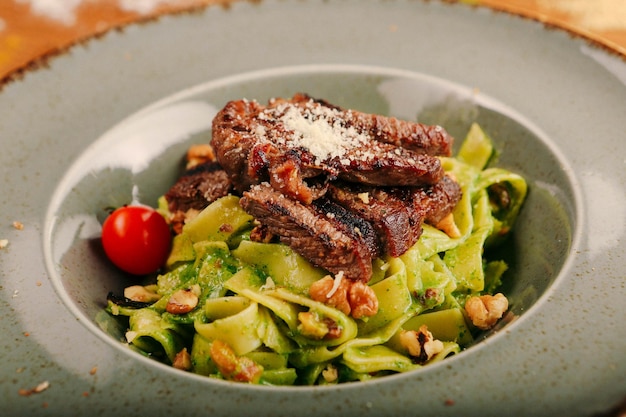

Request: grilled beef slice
left=402, top=175, right=462, bottom=225
left=240, top=183, right=378, bottom=281
left=327, top=175, right=462, bottom=257
left=211, top=95, right=450, bottom=204
left=327, top=183, right=425, bottom=257
left=164, top=161, right=233, bottom=233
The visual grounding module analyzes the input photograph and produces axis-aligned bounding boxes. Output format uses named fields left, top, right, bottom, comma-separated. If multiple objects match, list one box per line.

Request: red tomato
left=101, top=205, right=171, bottom=275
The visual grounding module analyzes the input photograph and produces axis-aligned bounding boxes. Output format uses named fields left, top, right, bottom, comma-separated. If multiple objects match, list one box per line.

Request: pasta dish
left=104, top=94, right=527, bottom=385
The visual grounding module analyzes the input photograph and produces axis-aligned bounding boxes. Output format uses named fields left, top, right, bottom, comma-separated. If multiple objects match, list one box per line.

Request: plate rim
left=1, top=0, right=625, bottom=91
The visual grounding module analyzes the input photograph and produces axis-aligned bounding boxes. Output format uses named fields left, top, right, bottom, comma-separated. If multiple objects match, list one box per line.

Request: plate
left=1, top=1, right=624, bottom=416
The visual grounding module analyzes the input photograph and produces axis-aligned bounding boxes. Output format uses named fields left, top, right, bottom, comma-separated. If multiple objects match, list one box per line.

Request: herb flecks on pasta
left=106, top=101, right=527, bottom=385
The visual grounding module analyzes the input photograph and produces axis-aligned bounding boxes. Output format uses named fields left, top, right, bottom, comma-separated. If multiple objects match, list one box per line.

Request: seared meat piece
left=240, top=183, right=378, bottom=281
left=402, top=175, right=462, bottom=225
left=165, top=161, right=233, bottom=213
left=164, top=161, right=233, bottom=233
left=327, top=175, right=461, bottom=257
left=327, top=183, right=424, bottom=257
left=330, top=145, right=443, bottom=187
left=211, top=94, right=449, bottom=204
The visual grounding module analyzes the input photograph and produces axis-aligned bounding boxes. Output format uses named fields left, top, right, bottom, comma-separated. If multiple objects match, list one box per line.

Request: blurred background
left=1, top=0, right=625, bottom=81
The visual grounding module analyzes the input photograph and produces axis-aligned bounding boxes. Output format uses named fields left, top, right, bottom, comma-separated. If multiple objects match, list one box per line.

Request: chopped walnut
left=249, top=223, right=276, bottom=243
left=12, top=221, right=24, bottom=230
left=464, top=293, right=509, bottom=330
left=18, top=380, right=50, bottom=396
left=210, top=340, right=263, bottom=383
left=309, top=275, right=351, bottom=316
left=185, top=144, right=216, bottom=169
left=435, top=212, right=461, bottom=238
left=173, top=348, right=192, bottom=371
left=297, top=311, right=330, bottom=339
left=166, top=285, right=201, bottom=315
left=124, top=285, right=162, bottom=303
left=399, top=325, right=444, bottom=363
left=309, top=274, right=379, bottom=319
left=321, top=364, right=338, bottom=383
left=348, top=281, right=378, bottom=319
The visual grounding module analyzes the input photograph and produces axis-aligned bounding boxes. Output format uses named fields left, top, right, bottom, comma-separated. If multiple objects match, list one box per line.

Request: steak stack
left=166, top=94, right=461, bottom=282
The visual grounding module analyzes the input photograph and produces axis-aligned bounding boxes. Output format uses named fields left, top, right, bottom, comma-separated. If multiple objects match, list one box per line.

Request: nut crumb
left=172, top=348, right=192, bottom=371
left=186, top=143, right=215, bottom=168
left=12, top=221, right=24, bottom=230
left=124, top=285, right=161, bottom=303
left=0, top=239, right=8, bottom=249
left=166, top=286, right=200, bottom=314
left=89, top=366, right=98, bottom=376
left=19, top=381, right=50, bottom=396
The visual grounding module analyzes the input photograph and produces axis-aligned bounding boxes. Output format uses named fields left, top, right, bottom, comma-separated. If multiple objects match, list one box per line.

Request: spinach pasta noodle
left=105, top=123, right=527, bottom=385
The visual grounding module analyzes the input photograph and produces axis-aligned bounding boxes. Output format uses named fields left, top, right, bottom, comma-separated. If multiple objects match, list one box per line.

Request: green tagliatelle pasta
left=105, top=123, right=527, bottom=385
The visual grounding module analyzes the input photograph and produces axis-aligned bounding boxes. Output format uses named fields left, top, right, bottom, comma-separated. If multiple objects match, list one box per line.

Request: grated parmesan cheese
left=260, top=276, right=276, bottom=291
left=260, top=100, right=370, bottom=164
left=325, top=271, right=344, bottom=298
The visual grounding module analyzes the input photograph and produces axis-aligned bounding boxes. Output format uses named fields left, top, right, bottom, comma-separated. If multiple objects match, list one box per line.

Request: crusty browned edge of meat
left=240, top=183, right=377, bottom=282
left=164, top=161, right=233, bottom=233
left=327, top=183, right=423, bottom=258
left=326, top=175, right=461, bottom=258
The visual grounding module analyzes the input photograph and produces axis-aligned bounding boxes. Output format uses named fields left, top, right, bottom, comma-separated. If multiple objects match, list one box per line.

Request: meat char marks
left=327, top=175, right=461, bottom=258
left=208, top=94, right=461, bottom=282
left=241, top=183, right=379, bottom=281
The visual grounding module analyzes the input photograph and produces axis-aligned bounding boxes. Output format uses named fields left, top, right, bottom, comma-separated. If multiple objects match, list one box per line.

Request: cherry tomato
left=101, top=205, right=172, bottom=275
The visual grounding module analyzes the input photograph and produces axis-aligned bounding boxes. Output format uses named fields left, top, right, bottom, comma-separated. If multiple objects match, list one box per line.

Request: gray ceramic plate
left=1, top=1, right=624, bottom=416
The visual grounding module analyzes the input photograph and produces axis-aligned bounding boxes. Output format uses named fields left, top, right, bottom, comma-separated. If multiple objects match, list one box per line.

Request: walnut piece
left=435, top=212, right=461, bottom=238
left=399, top=325, right=444, bottom=363
left=322, top=364, right=338, bottom=383
left=309, top=274, right=378, bottom=319
left=348, top=281, right=378, bottom=319
left=124, top=285, right=162, bottom=303
left=172, top=348, right=192, bottom=371
left=210, top=340, right=263, bottom=383
left=464, top=293, right=509, bottom=330
left=309, top=275, right=351, bottom=316
left=185, top=144, right=215, bottom=169
left=166, top=285, right=201, bottom=314
left=297, top=311, right=330, bottom=339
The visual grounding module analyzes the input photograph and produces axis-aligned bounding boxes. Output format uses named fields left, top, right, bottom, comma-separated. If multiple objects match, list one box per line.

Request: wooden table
left=1, top=0, right=625, bottom=82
